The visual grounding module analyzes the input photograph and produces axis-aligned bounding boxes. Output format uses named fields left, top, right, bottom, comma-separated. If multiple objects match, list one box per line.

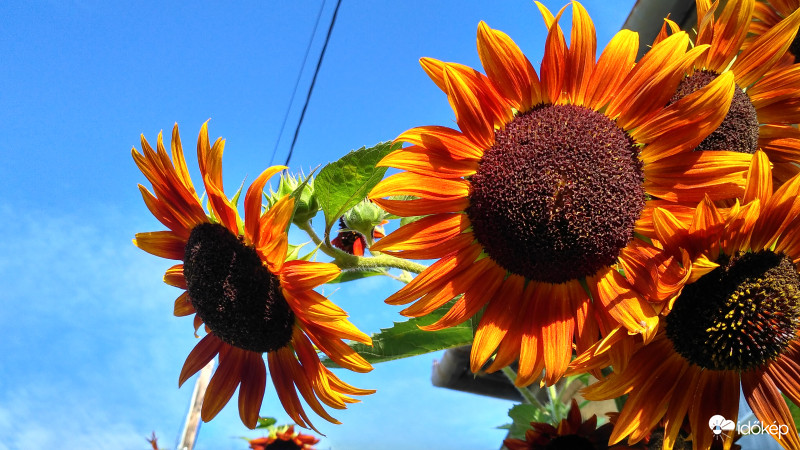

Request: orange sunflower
left=368, top=1, right=752, bottom=386
left=132, top=123, right=373, bottom=430
left=579, top=151, right=800, bottom=450
left=248, top=425, right=319, bottom=450
left=653, top=0, right=800, bottom=188
left=504, top=399, right=615, bottom=450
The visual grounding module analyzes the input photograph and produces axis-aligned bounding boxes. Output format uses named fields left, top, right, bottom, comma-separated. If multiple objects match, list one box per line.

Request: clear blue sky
left=0, top=2, right=636, bottom=449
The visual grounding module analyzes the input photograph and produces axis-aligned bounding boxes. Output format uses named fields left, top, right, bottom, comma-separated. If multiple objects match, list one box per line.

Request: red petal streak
left=384, top=244, right=482, bottom=305
left=401, top=255, right=497, bottom=317
left=742, top=369, right=800, bottom=450
left=201, top=345, right=245, bottom=422
left=369, top=172, right=469, bottom=201
left=442, top=66, right=498, bottom=149
left=583, top=29, right=638, bottom=110
left=477, top=22, right=542, bottom=110
left=134, top=231, right=187, bottom=260
left=538, top=282, right=577, bottom=386
left=173, top=292, right=195, bottom=317
left=538, top=5, right=568, bottom=103
left=589, top=268, right=658, bottom=342
left=470, top=275, right=526, bottom=372
left=280, top=260, right=340, bottom=291
left=419, top=261, right=505, bottom=331
left=377, top=145, right=478, bottom=178
left=395, top=126, right=483, bottom=160
left=203, top=172, right=239, bottom=234
left=163, top=264, right=187, bottom=289
left=643, top=151, right=750, bottom=202
left=268, top=350, right=314, bottom=431
left=372, top=213, right=470, bottom=254
left=566, top=1, right=597, bottom=106
left=743, top=150, right=774, bottom=205
left=370, top=196, right=470, bottom=217
left=606, top=32, right=690, bottom=123
left=237, top=351, right=267, bottom=429
left=244, top=165, right=285, bottom=244
left=732, top=7, right=800, bottom=88
left=179, top=334, right=223, bottom=387
left=515, top=282, right=547, bottom=387
left=688, top=370, right=740, bottom=450
left=635, top=71, right=735, bottom=162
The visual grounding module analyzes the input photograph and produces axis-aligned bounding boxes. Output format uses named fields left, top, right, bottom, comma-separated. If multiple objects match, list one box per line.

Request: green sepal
left=314, top=141, right=399, bottom=243
left=327, top=268, right=388, bottom=284
left=255, top=417, right=277, bottom=429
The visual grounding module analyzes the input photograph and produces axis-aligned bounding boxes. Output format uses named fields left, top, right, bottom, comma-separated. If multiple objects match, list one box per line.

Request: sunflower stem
left=297, top=221, right=428, bottom=274
left=500, top=366, right=545, bottom=408
left=547, top=383, right=563, bottom=422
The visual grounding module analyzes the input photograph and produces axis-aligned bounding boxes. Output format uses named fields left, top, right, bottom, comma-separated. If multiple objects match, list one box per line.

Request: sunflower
left=368, top=1, right=752, bottom=386
left=132, top=123, right=373, bottom=430
left=654, top=0, right=800, bottom=186
left=248, top=425, right=319, bottom=450
left=504, top=399, right=615, bottom=450
left=578, top=151, right=800, bottom=450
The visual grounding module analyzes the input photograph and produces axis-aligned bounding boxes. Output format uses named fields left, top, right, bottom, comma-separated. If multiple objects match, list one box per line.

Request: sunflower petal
left=202, top=346, right=245, bottom=422
left=742, top=369, right=800, bottom=450
left=732, top=7, right=800, bottom=88
left=133, top=231, right=186, bottom=260
left=237, top=351, right=267, bottom=429
left=477, top=21, right=542, bottom=110
left=583, top=29, right=638, bottom=110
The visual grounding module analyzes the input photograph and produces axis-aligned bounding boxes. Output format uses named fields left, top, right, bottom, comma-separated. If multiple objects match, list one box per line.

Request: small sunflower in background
left=577, top=151, right=800, bottom=450
left=750, top=0, right=800, bottom=64
left=132, top=123, right=373, bottom=430
left=248, top=425, right=319, bottom=450
left=369, top=0, right=751, bottom=387
left=504, top=399, right=615, bottom=450
left=654, top=0, right=800, bottom=187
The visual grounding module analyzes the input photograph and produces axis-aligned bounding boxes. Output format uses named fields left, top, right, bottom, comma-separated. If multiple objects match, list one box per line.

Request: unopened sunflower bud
left=267, top=173, right=319, bottom=225
left=342, top=199, right=387, bottom=239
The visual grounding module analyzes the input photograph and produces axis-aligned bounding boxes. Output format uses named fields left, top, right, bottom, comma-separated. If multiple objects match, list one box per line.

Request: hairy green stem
left=501, top=366, right=545, bottom=408
left=297, top=221, right=428, bottom=274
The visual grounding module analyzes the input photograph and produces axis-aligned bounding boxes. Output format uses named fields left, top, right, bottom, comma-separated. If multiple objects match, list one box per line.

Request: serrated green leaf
left=322, top=301, right=473, bottom=366
left=315, top=142, right=399, bottom=241
left=505, top=404, right=550, bottom=441
left=785, top=395, right=800, bottom=428
left=328, top=268, right=388, bottom=284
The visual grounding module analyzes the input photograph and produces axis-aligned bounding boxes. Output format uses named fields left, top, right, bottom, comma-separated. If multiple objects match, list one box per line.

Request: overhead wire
left=267, top=0, right=327, bottom=165
left=283, top=0, right=343, bottom=166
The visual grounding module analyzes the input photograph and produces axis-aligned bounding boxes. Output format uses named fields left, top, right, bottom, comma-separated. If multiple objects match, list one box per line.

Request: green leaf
left=322, top=301, right=473, bottom=366
left=315, top=142, right=399, bottom=241
left=255, top=417, right=277, bottom=429
left=505, top=403, right=550, bottom=441
left=327, top=268, right=388, bottom=284
left=785, top=394, right=800, bottom=429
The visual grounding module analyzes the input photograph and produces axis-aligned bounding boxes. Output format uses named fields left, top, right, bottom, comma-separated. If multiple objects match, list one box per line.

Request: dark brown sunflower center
left=183, top=222, right=295, bottom=353
left=466, top=104, right=645, bottom=284
left=261, top=439, right=303, bottom=450
left=545, top=435, right=597, bottom=450
left=669, top=70, right=759, bottom=154
left=790, top=31, right=800, bottom=64
left=666, top=250, right=800, bottom=371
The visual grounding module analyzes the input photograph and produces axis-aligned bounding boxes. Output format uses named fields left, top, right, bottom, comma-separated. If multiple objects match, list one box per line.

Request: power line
left=268, top=0, right=327, bottom=165
left=283, top=0, right=342, bottom=166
